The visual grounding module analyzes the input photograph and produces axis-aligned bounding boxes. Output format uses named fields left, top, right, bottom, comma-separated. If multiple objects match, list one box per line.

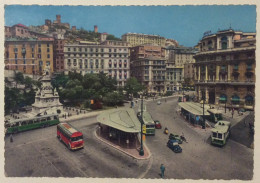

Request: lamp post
left=139, top=93, right=144, bottom=156
left=202, top=92, right=206, bottom=129
left=225, top=100, right=227, bottom=113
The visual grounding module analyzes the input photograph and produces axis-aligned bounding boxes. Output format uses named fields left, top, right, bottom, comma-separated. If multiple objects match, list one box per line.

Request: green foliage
left=106, top=34, right=121, bottom=41
left=124, top=77, right=144, bottom=97
left=57, top=72, right=119, bottom=107
left=103, top=91, right=124, bottom=106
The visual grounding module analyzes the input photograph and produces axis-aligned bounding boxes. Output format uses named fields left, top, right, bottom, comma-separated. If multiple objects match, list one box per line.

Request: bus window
left=28, top=120, right=33, bottom=124
left=5, top=123, right=10, bottom=128
left=21, top=121, right=27, bottom=126
left=15, top=122, right=20, bottom=127
left=71, top=135, right=83, bottom=141
left=218, top=133, right=222, bottom=139
left=54, top=116, right=58, bottom=120
left=47, top=117, right=51, bottom=120
left=212, top=132, right=217, bottom=138
left=41, top=118, right=46, bottom=122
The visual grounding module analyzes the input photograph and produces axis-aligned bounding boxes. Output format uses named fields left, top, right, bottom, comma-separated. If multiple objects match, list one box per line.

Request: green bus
left=142, top=111, right=155, bottom=135
left=211, top=121, right=231, bottom=146
left=5, top=114, right=60, bottom=134
left=207, top=109, right=223, bottom=123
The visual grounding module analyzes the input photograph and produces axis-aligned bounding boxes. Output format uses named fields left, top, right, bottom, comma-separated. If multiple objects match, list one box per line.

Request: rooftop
left=97, top=108, right=141, bottom=133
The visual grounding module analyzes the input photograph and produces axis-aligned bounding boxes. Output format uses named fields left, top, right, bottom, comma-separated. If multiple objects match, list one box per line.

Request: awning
left=219, top=95, right=227, bottom=101
left=178, top=102, right=210, bottom=116
left=231, top=96, right=240, bottom=101
left=219, top=97, right=227, bottom=101
left=245, top=95, right=254, bottom=101
left=97, top=108, right=141, bottom=133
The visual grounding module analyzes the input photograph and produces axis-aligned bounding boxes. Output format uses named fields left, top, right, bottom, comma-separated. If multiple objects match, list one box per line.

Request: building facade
left=131, top=58, right=166, bottom=94
left=130, top=44, right=165, bottom=61
left=53, top=30, right=66, bottom=72
left=64, top=42, right=130, bottom=87
left=165, top=46, right=196, bottom=92
left=5, top=37, right=54, bottom=75
left=194, top=29, right=255, bottom=110
left=122, top=33, right=166, bottom=47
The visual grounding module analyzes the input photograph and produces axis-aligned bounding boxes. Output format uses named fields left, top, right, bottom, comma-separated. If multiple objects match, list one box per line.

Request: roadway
left=4, top=96, right=253, bottom=179
left=141, top=96, right=253, bottom=179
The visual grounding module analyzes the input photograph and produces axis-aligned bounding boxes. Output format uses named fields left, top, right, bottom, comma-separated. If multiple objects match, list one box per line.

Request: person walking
left=160, top=164, right=165, bottom=178
left=10, top=134, right=13, bottom=143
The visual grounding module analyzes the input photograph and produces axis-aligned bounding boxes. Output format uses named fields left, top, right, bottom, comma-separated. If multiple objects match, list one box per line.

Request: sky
left=4, top=5, right=256, bottom=47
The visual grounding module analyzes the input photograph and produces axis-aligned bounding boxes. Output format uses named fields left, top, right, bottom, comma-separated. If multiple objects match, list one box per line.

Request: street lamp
left=202, top=92, right=206, bottom=129
left=139, top=93, right=144, bottom=156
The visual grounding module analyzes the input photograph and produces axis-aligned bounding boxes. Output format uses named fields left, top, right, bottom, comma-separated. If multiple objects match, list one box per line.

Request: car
left=167, top=139, right=182, bottom=153
left=157, top=100, right=161, bottom=105
left=169, top=133, right=183, bottom=144
left=154, top=120, right=162, bottom=129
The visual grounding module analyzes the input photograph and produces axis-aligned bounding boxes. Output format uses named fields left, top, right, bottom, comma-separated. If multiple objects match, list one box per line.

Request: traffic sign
left=142, top=125, right=146, bottom=134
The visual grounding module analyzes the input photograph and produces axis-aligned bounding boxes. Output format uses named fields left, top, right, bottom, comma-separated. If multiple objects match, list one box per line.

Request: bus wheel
left=41, top=124, right=45, bottom=128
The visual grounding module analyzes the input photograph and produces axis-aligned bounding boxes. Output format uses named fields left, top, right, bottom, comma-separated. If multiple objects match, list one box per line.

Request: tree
left=103, top=91, right=124, bottom=106
left=124, top=77, right=144, bottom=98
left=14, top=72, right=24, bottom=88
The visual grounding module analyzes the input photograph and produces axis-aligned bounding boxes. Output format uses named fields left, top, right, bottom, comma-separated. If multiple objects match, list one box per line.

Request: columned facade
left=194, top=29, right=255, bottom=110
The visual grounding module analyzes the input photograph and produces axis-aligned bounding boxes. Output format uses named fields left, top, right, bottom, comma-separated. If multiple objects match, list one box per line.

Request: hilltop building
left=122, top=33, right=167, bottom=47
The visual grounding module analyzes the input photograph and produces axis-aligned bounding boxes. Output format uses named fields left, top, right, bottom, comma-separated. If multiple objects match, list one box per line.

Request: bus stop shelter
left=97, top=108, right=141, bottom=148
left=178, top=102, right=210, bottom=126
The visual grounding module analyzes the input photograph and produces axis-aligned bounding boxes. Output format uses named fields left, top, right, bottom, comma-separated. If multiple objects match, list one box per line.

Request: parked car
left=154, top=120, right=162, bottom=129
left=167, top=139, right=182, bottom=153
left=169, top=133, right=183, bottom=144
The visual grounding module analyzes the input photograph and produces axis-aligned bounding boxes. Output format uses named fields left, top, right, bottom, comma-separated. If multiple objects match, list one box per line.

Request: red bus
left=57, top=122, right=84, bottom=150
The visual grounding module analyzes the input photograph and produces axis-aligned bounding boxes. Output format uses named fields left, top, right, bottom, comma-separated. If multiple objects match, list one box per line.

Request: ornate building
left=64, top=41, right=130, bottom=87
left=29, top=65, right=66, bottom=117
left=194, top=29, right=255, bottom=110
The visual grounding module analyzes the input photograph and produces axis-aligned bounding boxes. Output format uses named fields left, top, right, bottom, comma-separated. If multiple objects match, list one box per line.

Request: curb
left=94, top=127, right=151, bottom=160
left=60, top=111, right=102, bottom=123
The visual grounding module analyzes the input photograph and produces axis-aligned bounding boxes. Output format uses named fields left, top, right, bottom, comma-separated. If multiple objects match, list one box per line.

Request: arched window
left=219, top=94, right=227, bottom=104
left=231, top=95, right=240, bottom=105
left=245, top=95, right=254, bottom=106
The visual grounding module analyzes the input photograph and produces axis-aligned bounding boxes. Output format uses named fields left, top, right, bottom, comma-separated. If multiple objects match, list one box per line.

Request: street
left=142, top=96, right=253, bottom=179
left=5, top=96, right=253, bottom=179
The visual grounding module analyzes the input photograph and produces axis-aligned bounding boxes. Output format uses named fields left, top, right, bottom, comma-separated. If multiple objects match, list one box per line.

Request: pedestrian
left=10, top=134, right=13, bottom=143
left=160, top=164, right=165, bottom=178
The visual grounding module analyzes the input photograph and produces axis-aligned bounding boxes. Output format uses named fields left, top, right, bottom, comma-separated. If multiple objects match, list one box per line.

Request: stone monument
left=28, top=65, right=66, bottom=117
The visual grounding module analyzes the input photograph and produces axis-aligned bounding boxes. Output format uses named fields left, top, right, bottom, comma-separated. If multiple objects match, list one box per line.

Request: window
left=68, top=48, right=71, bottom=51
left=47, top=43, right=50, bottom=47
left=47, top=54, right=50, bottom=58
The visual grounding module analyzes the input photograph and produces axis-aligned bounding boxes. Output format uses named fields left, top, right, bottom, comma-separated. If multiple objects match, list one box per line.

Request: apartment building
left=194, top=29, right=255, bottom=110
left=64, top=41, right=130, bottom=87
left=5, top=37, right=54, bottom=75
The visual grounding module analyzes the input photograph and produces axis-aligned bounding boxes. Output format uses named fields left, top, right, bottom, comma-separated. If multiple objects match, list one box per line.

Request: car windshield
left=71, top=135, right=83, bottom=141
